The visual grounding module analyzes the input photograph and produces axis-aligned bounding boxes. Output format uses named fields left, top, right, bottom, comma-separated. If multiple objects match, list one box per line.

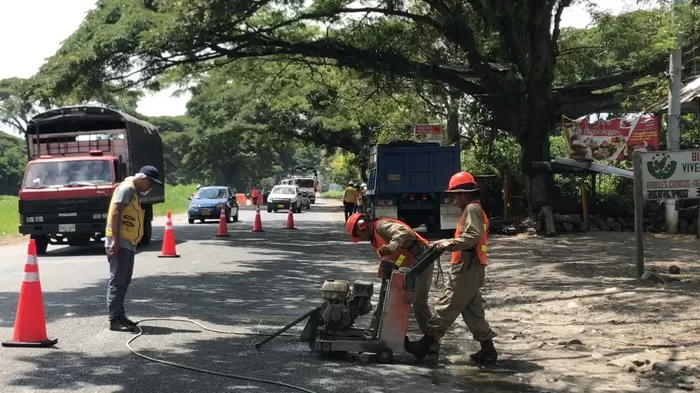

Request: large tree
left=28, top=0, right=696, bottom=210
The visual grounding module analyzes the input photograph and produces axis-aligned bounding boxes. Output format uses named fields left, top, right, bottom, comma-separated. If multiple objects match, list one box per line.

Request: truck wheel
left=139, top=220, right=152, bottom=246
left=267, top=206, right=273, bottom=213
left=188, top=218, right=194, bottom=224
left=31, top=235, right=49, bottom=255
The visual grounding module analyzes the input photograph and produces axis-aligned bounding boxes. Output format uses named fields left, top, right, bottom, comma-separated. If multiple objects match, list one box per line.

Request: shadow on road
left=0, top=211, right=549, bottom=393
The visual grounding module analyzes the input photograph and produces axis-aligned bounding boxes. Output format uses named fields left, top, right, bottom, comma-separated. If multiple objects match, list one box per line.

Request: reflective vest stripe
left=449, top=202, right=489, bottom=265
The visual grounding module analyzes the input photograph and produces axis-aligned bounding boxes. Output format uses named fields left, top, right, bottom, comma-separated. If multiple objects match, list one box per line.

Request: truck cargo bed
left=366, top=144, right=461, bottom=195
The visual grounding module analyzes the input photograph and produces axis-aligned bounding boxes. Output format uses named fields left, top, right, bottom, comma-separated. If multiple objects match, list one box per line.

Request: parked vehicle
left=365, top=141, right=461, bottom=234
left=187, top=186, right=239, bottom=224
left=18, top=106, right=165, bottom=254
left=267, top=185, right=303, bottom=213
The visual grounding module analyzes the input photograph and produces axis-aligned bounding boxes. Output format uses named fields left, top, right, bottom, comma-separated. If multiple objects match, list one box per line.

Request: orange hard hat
left=446, top=171, right=480, bottom=192
left=346, top=213, right=369, bottom=243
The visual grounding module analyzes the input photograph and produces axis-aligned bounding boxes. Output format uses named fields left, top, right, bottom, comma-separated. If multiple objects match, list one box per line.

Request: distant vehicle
left=187, top=186, right=239, bottom=224
left=17, top=106, right=165, bottom=254
left=267, top=185, right=303, bottom=213
left=280, top=165, right=319, bottom=204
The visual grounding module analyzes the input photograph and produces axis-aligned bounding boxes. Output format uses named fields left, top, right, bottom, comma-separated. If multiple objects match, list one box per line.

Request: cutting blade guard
left=404, top=245, right=444, bottom=292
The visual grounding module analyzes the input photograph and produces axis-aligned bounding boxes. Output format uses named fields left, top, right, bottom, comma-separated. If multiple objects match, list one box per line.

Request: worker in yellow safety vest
left=404, top=171, right=498, bottom=364
left=342, top=182, right=358, bottom=221
left=105, top=165, right=162, bottom=332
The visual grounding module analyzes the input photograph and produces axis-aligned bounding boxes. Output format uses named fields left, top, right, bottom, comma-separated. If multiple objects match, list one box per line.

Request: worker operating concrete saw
left=344, top=213, right=436, bottom=335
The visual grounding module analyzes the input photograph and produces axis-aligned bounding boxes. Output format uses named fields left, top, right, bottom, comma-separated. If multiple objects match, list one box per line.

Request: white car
left=267, top=185, right=303, bottom=213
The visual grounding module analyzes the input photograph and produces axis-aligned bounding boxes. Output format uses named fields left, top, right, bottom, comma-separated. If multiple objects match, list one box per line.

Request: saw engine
left=318, top=280, right=374, bottom=331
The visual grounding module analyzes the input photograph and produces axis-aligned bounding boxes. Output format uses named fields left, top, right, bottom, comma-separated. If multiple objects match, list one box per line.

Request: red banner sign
left=562, top=115, right=659, bottom=162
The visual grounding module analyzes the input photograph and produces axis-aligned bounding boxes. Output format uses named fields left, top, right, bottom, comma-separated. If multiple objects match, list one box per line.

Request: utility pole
left=666, top=0, right=684, bottom=234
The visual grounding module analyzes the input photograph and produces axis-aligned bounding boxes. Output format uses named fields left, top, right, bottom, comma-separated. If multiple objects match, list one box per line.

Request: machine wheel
left=188, top=218, right=194, bottom=224
left=377, top=348, right=393, bottom=364
left=31, top=235, right=49, bottom=255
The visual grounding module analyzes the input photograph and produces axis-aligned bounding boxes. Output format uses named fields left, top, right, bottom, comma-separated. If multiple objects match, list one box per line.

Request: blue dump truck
left=365, top=141, right=462, bottom=233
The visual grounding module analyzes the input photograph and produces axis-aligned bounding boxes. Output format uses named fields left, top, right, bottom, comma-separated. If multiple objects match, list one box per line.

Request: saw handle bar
left=404, top=245, right=444, bottom=292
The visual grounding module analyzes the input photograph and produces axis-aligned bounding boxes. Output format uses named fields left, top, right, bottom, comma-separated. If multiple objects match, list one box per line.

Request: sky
left=0, top=0, right=637, bottom=136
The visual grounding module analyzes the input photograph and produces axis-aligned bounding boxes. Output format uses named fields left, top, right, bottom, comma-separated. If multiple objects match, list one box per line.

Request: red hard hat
left=446, top=171, right=480, bottom=192
left=346, top=213, right=369, bottom=243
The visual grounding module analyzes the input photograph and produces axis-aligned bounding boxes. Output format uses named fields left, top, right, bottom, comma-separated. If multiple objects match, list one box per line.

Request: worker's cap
left=137, top=165, right=163, bottom=185
left=348, top=181, right=354, bottom=186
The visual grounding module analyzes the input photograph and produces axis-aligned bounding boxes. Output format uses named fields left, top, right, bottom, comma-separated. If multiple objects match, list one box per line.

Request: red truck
left=18, top=106, right=165, bottom=254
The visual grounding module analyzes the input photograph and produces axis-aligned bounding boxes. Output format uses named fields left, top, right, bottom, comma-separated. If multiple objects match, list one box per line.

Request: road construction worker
left=345, top=213, right=435, bottom=335
left=342, top=182, right=358, bottom=221
left=106, top=165, right=162, bottom=331
left=404, top=171, right=498, bottom=363
left=355, top=183, right=365, bottom=213
left=251, top=187, right=259, bottom=205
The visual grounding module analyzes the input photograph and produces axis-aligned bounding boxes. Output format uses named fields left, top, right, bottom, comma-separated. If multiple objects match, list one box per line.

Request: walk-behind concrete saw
left=254, top=246, right=444, bottom=365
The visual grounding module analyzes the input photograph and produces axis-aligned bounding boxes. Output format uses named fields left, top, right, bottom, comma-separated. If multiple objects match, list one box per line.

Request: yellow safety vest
left=343, top=187, right=358, bottom=203
left=105, top=178, right=145, bottom=246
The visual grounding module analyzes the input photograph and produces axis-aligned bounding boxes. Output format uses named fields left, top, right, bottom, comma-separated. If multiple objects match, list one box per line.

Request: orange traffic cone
left=2, top=239, right=58, bottom=348
left=285, top=204, right=296, bottom=230
left=252, top=205, right=264, bottom=232
left=158, top=211, right=180, bottom=258
left=216, top=204, right=230, bottom=238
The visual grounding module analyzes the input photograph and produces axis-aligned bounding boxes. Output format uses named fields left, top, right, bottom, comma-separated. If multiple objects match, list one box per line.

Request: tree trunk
left=445, top=91, right=461, bottom=145
left=519, top=126, right=555, bottom=215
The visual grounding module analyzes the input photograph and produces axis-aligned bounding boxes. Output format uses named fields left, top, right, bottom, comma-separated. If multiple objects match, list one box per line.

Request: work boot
left=469, top=339, right=498, bottom=363
left=404, top=333, right=435, bottom=361
left=109, top=316, right=138, bottom=331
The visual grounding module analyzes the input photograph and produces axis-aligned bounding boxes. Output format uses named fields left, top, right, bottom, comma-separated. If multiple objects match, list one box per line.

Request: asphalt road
left=0, top=198, right=466, bottom=393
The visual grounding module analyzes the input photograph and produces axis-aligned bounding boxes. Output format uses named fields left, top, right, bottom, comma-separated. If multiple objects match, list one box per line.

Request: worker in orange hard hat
left=346, top=212, right=435, bottom=335
left=404, top=171, right=498, bottom=364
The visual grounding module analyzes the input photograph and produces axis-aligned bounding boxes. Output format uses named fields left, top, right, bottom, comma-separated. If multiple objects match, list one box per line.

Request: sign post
left=634, top=149, right=700, bottom=279
left=632, top=152, right=645, bottom=280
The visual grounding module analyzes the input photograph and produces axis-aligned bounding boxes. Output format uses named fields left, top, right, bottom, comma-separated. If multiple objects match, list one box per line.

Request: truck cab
left=18, top=106, right=164, bottom=254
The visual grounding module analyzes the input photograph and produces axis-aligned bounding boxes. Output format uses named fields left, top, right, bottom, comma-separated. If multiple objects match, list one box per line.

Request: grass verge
left=321, top=190, right=343, bottom=199
left=153, top=184, right=197, bottom=217
left=0, top=195, right=18, bottom=237
left=0, top=184, right=197, bottom=238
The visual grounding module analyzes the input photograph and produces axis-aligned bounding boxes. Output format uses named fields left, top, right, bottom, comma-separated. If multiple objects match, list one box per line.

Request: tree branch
left=552, top=0, right=573, bottom=56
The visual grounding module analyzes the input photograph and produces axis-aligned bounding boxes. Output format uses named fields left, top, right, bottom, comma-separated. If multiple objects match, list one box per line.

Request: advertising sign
left=413, top=124, right=442, bottom=143
left=562, top=115, right=659, bottom=162
left=640, top=150, right=700, bottom=200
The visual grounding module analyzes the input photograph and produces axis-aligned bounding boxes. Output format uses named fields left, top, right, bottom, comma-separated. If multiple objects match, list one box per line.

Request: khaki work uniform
left=373, top=219, right=434, bottom=334
left=425, top=203, right=497, bottom=342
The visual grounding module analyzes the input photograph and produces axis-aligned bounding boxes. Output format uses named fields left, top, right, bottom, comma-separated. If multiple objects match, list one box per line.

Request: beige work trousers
left=426, top=253, right=496, bottom=342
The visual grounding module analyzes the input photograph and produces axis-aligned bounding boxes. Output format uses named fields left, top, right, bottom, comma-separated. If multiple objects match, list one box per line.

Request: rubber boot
left=469, top=339, right=498, bottom=363
left=404, top=333, right=435, bottom=361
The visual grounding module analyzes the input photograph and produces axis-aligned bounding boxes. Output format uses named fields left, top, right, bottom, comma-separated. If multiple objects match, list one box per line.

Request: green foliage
left=323, top=151, right=361, bottom=186
left=0, top=132, right=27, bottom=195
left=0, top=195, right=18, bottom=236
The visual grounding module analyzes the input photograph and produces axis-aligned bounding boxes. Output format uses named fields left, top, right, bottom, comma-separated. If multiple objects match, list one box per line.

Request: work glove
left=377, top=244, right=397, bottom=256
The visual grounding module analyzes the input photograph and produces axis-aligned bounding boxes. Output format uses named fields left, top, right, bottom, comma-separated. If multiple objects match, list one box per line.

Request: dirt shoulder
left=427, top=231, right=700, bottom=392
